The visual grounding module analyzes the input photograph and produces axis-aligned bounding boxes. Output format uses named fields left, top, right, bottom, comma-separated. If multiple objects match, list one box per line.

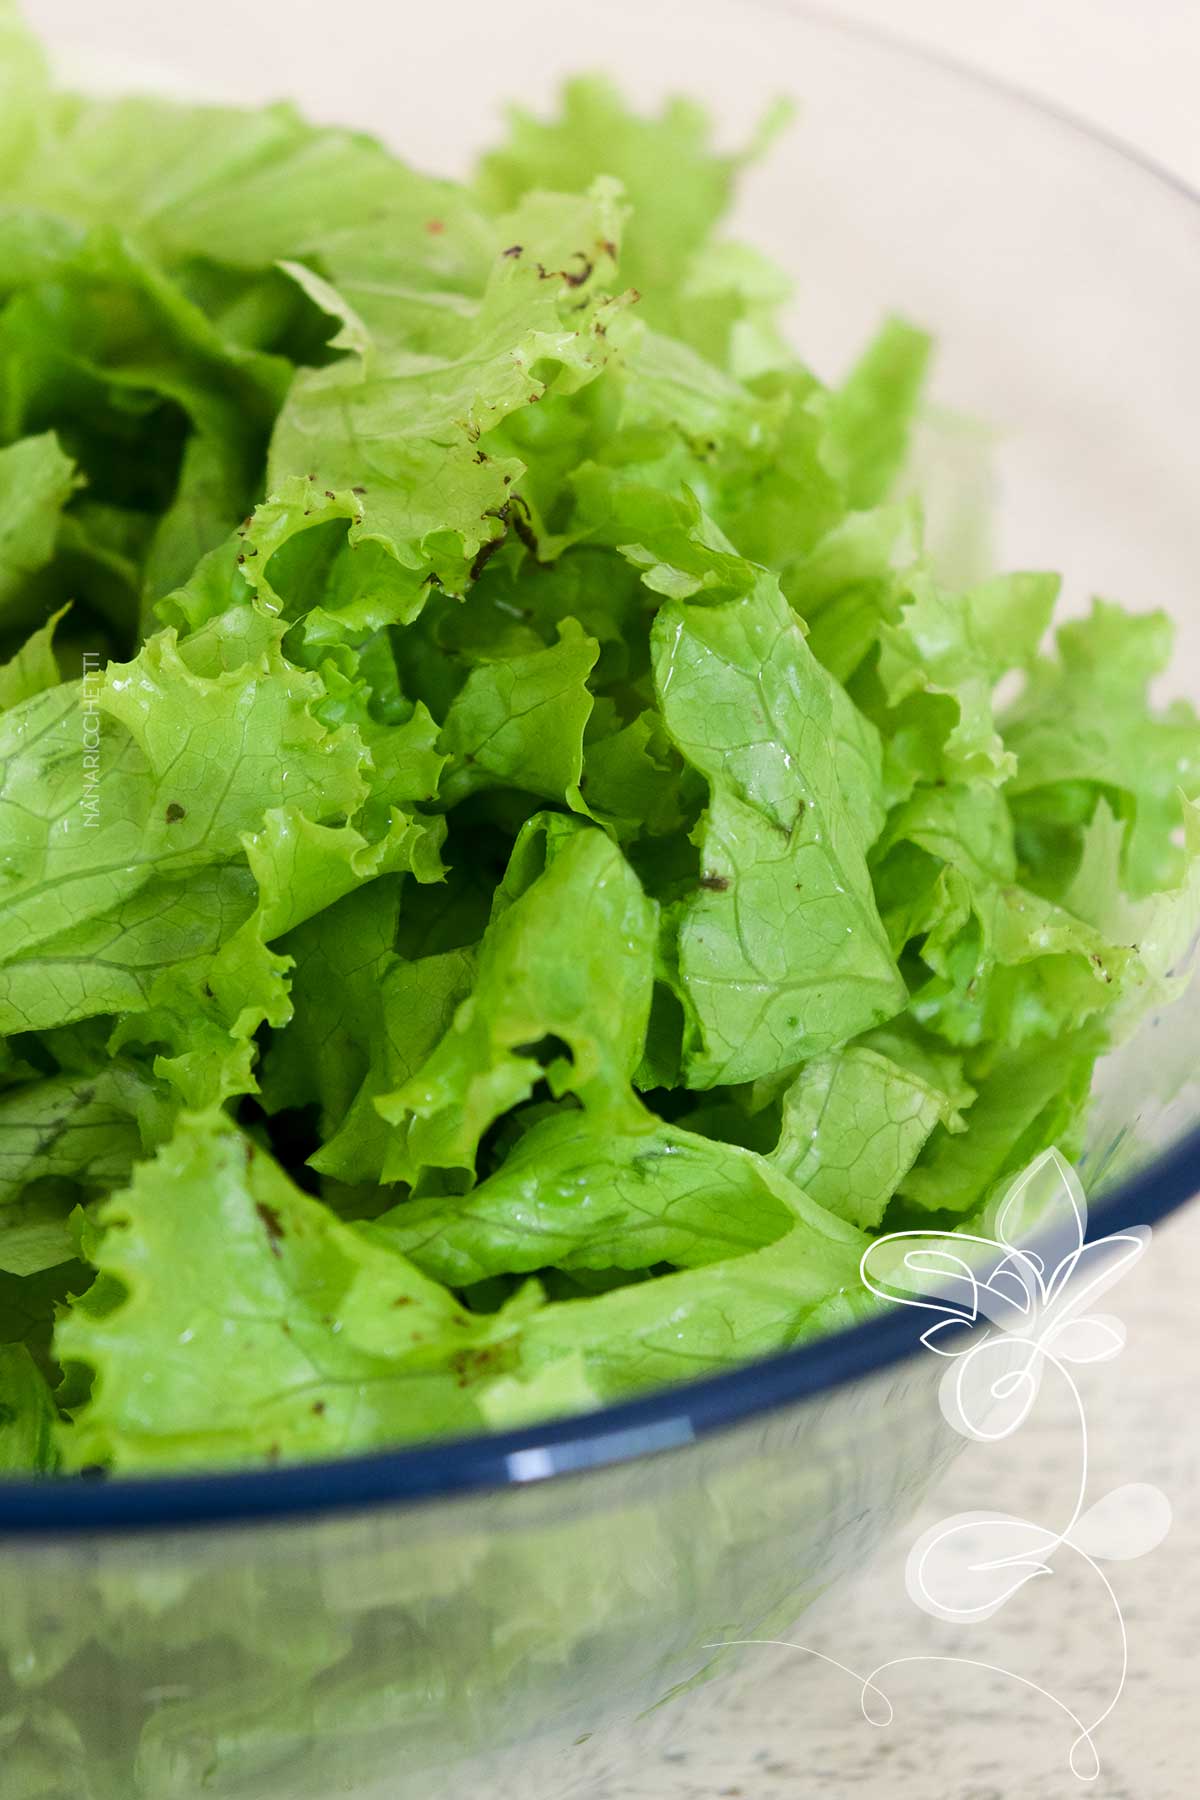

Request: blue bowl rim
left=2, top=0, right=1199, bottom=1538
left=3, top=1120, right=1198, bottom=1534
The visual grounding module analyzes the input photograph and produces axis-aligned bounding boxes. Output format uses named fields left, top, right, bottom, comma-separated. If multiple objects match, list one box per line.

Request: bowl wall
left=2, top=1353, right=952, bottom=1799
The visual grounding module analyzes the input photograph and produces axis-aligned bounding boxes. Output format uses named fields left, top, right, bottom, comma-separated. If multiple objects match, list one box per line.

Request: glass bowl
left=4, top=3, right=1200, bottom=1796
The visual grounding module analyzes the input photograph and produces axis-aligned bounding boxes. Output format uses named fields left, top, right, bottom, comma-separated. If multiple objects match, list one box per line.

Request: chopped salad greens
left=1, top=4, right=1198, bottom=1475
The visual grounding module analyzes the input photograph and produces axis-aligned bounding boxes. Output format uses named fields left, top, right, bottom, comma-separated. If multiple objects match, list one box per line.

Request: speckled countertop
left=602, top=1201, right=1200, bottom=1799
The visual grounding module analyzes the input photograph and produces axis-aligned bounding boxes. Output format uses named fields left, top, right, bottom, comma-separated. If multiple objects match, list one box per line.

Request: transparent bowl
left=4, top=4, right=1200, bottom=1797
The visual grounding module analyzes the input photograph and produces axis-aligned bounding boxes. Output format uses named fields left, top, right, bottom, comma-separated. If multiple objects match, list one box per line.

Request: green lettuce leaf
left=0, top=1184, right=80, bottom=1278
left=373, top=1102, right=818, bottom=1283
left=0, top=434, right=78, bottom=630
left=54, top=1110, right=522, bottom=1471
left=580, top=710, right=686, bottom=839
left=475, top=75, right=782, bottom=354
left=512, top=1209, right=867, bottom=1400
left=774, top=502, right=920, bottom=689
left=0, top=1344, right=57, bottom=1475
left=651, top=570, right=904, bottom=1085
left=438, top=618, right=598, bottom=809
left=0, top=1061, right=172, bottom=1204
left=874, top=569, right=1059, bottom=788
left=375, top=818, right=656, bottom=1177
left=873, top=780, right=1156, bottom=1050
left=0, top=228, right=289, bottom=619
left=1004, top=600, right=1200, bottom=895
left=0, top=604, right=65, bottom=711
left=0, top=614, right=367, bottom=1037
left=10, top=84, right=477, bottom=289
left=314, top=945, right=478, bottom=1189
left=822, top=316, right=932, bottom=510
left=771, top=1028, right=971, bottom=1229
left=258, top=877, right=403, bottom=1135
left=899, top=1029, right=1099, bottom=1214
left=266, top=182, right=633, bottom=615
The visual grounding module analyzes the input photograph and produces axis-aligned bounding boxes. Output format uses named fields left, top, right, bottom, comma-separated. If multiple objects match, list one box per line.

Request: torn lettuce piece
left=512, top=1208, right=867, bottom=1400
left=0, top=228, right=289, bottom=610
left=0, top=604, right=66, bottom=711
left=874, top=569, right=1060, bottom=788
left=10, top=74, right=492, bottom=315
left=54, top=1110, right=523, bottom=1471
left=372, top=1102, right=821, bottom=1284
left=475, top=75, right=785, bottom=358
left=584, top=324, right=797, bottom=531
left=771, top=1028, right=972, bottom=1229
left=1004, top=600, right=1200, bottom=896
left=0, top=864, right=258, bottom=1038
left=899, top=1029, right=1100, bottom=1214
left=822, top=316, right=932, bottom=511
left=208, top=800, right=445, bottom=1032
left=438, top=618, right=598, bottom=810
left=475, top=1347, right=601, bottom=1430
left=258, top=878, right=404, bottom=1139
left=873, top=781, right=1155, bottom=1050
left=0, top=1061, right=173, bottom=1204
left=581, top=710, right=687, bottom=839
left=310, top=946, right=474, bottom=1192
left=267, top=182, right=633, bottom=613
left=375, top=819, right=656, bottom=1178
left=651, top=570, right=904, bottom=1085
left=0, top=609, right=440, bottom=1108
left=0, top=434, right=78, bottom=630
left=0, top=1344, right=58, bottom=1475
left=573, top=467, right=758, bottom=603
left=1063, top=795, right=1200, bottom=997
left=727, top=367, right=846, bottom=555
left=111, top=794, right=444, bottom=1116
left=909, top=880, right=1143, bottom=1049
left=0, top=1183, right=80, bottom=1278
left=792, top=506, right=921, bottom=692
left=0, top=617, right=367, bottom=1036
